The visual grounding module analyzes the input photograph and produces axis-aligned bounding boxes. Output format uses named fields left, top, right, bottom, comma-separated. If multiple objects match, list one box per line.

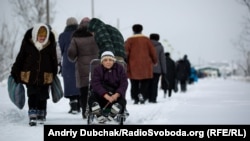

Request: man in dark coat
left=161, top=52, right=177, bottom=97
left=176, top=55, right=191, bottom=92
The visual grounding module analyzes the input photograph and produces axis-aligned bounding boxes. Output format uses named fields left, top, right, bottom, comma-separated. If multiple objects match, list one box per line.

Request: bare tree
left=0, top=21, right=18, bottom=81
left=10, top=0, right=56, bottom=29
left=235, top=0, right=250, bottom=76
left=0, top=0, right=57, bottom=82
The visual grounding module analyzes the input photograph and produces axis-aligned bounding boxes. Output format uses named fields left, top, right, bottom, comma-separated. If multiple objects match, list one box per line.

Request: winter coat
left=183, top=57, right=191, bottom=77
left=91, top=63, right=128, bottom=99
left=176, top=59, right=190, bottom=81
left=161, top=53, right=176, bottom=91
left=58, top=24, right=79, bottom=97
left=151, top=40, right=167, bottom=74
left=67, top=26, right=99, bottom=88
left=125, top=34, right=158, bottom=80
left=11, top=24, right=58, bottom=86
left=87, top=18, right=126, bottom=59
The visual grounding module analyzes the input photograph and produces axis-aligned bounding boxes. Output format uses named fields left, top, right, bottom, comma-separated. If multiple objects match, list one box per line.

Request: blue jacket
left=58, top=25, right=79, bottom=97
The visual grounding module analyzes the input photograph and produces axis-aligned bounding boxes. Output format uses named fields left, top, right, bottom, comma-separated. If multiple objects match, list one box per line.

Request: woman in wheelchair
left=88, top=51, right=128, bottom=122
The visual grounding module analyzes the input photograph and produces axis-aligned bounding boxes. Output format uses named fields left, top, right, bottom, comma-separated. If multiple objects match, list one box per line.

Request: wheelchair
left=86, top=59, right=129, bottom=125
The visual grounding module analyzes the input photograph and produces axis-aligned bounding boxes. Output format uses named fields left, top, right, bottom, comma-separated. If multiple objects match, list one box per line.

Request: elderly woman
left=88, top=51, right=128, bottom=123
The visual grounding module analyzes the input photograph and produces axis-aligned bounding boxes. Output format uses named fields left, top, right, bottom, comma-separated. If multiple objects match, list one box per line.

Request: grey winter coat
left=151, top=40, right=167, bottom=74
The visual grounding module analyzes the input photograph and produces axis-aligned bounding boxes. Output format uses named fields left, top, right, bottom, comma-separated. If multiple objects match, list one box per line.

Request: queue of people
left=10, top=17, right=196, bottom=126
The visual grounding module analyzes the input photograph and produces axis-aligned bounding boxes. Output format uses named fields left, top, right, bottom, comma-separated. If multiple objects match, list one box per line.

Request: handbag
left=51, top=75, right=63, bottom=103
left=7, top=75, right=25, bottom=109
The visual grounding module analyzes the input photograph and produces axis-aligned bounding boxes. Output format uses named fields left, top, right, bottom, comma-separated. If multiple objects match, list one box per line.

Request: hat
left=37, top=26, right=47, bottom=37
left=150, top=33, right=160, bottom=41
left=66, top=17, right=78, bottom=26
left=101, top=51, right=116, bottom=62
left=80, top=17, right=90, bottom=27
left=132, top=24, right=143, bottom=33
left=165, top=52, right=170, bottom=57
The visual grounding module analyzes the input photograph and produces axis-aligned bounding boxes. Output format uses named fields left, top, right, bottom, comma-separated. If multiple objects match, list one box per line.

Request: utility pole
left=117, top=18, right=120, bottom=30
left=91, top=0, right=94, bottom=18
left=46, top=0, right=50, bottom=25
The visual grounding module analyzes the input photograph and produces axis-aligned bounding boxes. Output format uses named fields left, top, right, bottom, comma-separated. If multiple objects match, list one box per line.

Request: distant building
left=195, top=61, right=239, bottom=78
left=197, top=67, right=221, bottom=78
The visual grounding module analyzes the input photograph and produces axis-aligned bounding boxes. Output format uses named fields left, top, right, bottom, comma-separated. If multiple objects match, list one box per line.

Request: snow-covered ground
left=0, top=76, right=250, bottom=140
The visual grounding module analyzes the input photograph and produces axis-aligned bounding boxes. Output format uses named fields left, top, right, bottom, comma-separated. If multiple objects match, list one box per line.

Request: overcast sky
left=1, top=0, right=248, bottom=66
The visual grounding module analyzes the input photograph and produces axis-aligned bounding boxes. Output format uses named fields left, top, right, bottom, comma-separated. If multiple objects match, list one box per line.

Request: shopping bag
left=7, top=75, right=25, bottom=109
left=51, top=75, right=63, bottom=103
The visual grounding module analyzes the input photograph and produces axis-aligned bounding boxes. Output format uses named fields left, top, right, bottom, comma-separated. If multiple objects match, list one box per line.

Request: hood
left=32, top=23, right=50, bottom=51
left=87, top=18, right=105, bottom=32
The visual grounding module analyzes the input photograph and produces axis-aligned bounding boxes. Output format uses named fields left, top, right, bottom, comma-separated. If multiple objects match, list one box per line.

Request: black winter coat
left=161, top=54, right=176, bottom=91
left=11, top=27, right=58, bottom=86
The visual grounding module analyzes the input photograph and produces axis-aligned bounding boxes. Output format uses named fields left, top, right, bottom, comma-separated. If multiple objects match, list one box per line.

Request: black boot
left=37, top=110, right=46, bottom=124
left=69, top=99, right=78, bottom=114
left=77, top=97, right=81, bottom=113
left=28, top=109, right=37, bottom=126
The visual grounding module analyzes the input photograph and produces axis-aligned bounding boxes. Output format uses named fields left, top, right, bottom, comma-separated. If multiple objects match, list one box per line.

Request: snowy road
left=0, top=77, right=250, bottom=140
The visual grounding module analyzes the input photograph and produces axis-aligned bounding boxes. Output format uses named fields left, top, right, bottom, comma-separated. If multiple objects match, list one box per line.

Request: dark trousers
left=26, top=85, right=49, bottom=111
left=130, top=79, right=151, bottom=102
left=148, top=73, right=161, bottom=102
left=79, top=86, right=89, bottom=113
left=178, top=79, right=187, bottom=92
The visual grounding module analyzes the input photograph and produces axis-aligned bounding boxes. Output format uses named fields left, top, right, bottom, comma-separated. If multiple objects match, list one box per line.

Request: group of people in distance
left=10, top=16, right=191, bottom=126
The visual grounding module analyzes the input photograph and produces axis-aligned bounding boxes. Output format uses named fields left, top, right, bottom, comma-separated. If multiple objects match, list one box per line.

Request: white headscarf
left=32, top=23, right=50, bottom=51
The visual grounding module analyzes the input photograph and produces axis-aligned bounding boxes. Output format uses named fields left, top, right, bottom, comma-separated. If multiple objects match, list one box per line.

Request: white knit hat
left=101, top=51, right=116, bottom=62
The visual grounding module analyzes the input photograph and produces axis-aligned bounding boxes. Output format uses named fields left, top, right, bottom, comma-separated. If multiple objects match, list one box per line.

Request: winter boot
left=91, top=102, right=101, bottom=115
left=28, top=109, right=37, bottom=126
left=111, top=103, right=122, bottom=117
left=138, top=93, right=145, bottom=104
left=107, top=103, right=122, bottom=122
left=37, top=110, right=46, bottom=124
left=69, top=99, right=78, bottom=114
left=77, top=99, right=81, bottom=113
left=91, top=102, right=106, bottom=123
left=82, top=107, right=87, bottom=119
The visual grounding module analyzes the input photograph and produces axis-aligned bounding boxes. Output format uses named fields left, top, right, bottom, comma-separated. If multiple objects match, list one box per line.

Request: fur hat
left=132, top=24, right=143, bottom=33
left=80, top=17, right=90, bottom=27
left=165, top=52, right=170, bottom=57
left=66, top=17, right=78, bottom=26
left=150, top=33, right=160, bottom=41
left=101, top=51, right=116, bottom=62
